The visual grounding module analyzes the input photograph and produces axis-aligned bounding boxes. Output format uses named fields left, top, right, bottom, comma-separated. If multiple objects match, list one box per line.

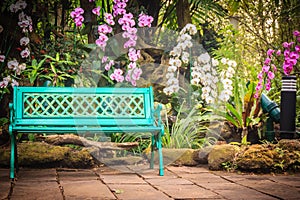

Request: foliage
left=0, top=0, right=88, bottom=93
left=215, top=79, right=261, bottom=143
left=1, top=0, right=299, bottom=144
left=16, top=133, right=35, bottom=142
left=254, top=31, right=300, bottom=97
left=63, top=144, right=83, bottom=150
left=24, top=53, right=77, bottom=86
left=231, top=0, right=300, bottom=92
left=0, top=1, right=31, bottom=98
left=158, top=0, right=226, bottom=29
left=221, top=160, right=238, bottom=172
left=69, top=0, right=155, bottom=87
left=212, top=24, right=258, bottom=80
left=162, top=102, right=214, bottom=149
left=111, top=132, right=151, bottom=155
left=0, top=117, right=9, bottom=126
left=84, top=133, right=112, bottom=142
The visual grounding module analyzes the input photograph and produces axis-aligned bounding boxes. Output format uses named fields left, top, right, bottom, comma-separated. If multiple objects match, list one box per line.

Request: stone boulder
left=278, top=139, right=300, bottom=151
left=236, top=141, right=300, bottom=172
left=207, top=144, right=240, bottom=170
left=193, top=146, right=214, bottom=164
left=236, top=144, right=276, bottom=172
left=0, top=142, right=95, bottom=168
left=172, top=149, right=199, bottom=166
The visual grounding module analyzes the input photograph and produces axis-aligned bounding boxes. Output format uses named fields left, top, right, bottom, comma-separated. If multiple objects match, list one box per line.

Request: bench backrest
left=12, top=86, right=156, bottom=127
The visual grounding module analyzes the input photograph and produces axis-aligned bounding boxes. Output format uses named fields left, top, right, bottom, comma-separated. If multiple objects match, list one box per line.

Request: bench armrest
left=9, top=103, right=14, bottom=125
left=153, top=104, right=163, bottom=126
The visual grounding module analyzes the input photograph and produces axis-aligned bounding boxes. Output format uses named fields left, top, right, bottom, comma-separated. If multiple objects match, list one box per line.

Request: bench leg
left=157, top=133, right=164, bottom=176
left=9, top=128, right=15, bottom=179
left=150, top=132, right=164, bottom=176
left=15, top=138, right=19, bottom=174
left=150, top=135, right=155, bottom=169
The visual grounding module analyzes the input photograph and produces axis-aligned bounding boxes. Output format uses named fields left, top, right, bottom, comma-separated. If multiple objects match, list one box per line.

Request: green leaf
left=226, top=103, right=243, bottom=127
left=31, top=59, right=37, bottom=67
left=29, top=70, right=39, bottom=83
left=50, top=63, right=57, bottom=74
left=55, top=52, right=60, bottom=61
left=229, top=0, right=240, bottom=14
left=37, top=57, right=48, bottom=68
left=226, top=114, right=239, bottom=127
left=28, top=133, right=35, bottom=142
left=43, top=55, right=56, bottom=61
left=65, top=53, right=71, bottom=61
left=241, top=135, right=250, bottom=145
left=0, top=117, right=9, bottom=126
left=233, top=77, right=244, bottom=115
left=39, top=75, right=52, bottom=80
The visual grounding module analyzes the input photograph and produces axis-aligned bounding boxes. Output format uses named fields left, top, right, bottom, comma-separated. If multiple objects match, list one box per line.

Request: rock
left=0, top=142, right=95, bottom=168
left=236, top=144, right=276, bottom=172
left=145, top=148, right=198, bottom=166
left=64, top=148, right=95, bottom=168
left=208, top=144, right=240, bottom=170
left=1, top=139, right=299, bottom=173
left=193, top=146, right=214, bottom=164
left=172, top=149, right=199, bottom=166
left=278, top=139, right=300, bottom=151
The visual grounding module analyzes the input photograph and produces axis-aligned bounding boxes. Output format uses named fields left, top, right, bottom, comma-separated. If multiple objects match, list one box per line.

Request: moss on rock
left=18, top=142, right=69, bottom=166
left=208, top=144, right=240, bottom=170
left=236, top=144, right=278, bottom=172
left=278, top=139, right=300, bottom=151
left=235, top=142, right=300, bottom=173
left=62, top=148, right=95, bottom=168
left=172, top=149, right=199, bottom=166
left=1, top=139, right=300, bottom=174
left=0, top=142, right=95, bottom=168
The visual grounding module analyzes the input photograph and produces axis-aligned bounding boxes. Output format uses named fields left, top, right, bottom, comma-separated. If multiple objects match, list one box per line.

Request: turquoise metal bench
left=9, top=86, right=164, bottom=179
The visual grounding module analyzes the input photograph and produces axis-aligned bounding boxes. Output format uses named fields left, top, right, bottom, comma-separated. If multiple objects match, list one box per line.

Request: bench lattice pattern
left=23, top=93, right=145, bottom=118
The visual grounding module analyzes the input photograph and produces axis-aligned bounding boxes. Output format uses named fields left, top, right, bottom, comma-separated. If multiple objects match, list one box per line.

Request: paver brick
left=100, top=174, right=146, bottom=184
left=10, top=181, right=62, bottom=200
left=60, top=180, right=116, bottom=200
left=267, top=174, right=300, bottom=187
left=179, top=172, right=231, bottom=184
left=154, top=184, right=222, bottom=199
left=0, top=169, right=11, bottom=200
left=214, top=188, right=278, bottom=200
left=106, top=184, right=172, bottom=200
left=58, top=169, right=98, bottom=181
left=145, top=177, right=194, bottom=185
left=237, top=179, right=300, bottom=199
left=167, top=165, right=210, bottom=174
left=16, top=168, right=57, bottom=182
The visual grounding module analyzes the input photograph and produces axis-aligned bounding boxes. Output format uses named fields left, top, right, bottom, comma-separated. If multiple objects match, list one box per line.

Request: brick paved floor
left=1, top=165, right=300, bottom=199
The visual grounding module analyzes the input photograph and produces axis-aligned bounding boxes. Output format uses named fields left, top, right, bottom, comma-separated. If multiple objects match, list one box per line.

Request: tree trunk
left=37, top=134, right=139, bottom=150
left=176, top=0, right=192, bottom=29
left=80, top=0, right=97, bottom=43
